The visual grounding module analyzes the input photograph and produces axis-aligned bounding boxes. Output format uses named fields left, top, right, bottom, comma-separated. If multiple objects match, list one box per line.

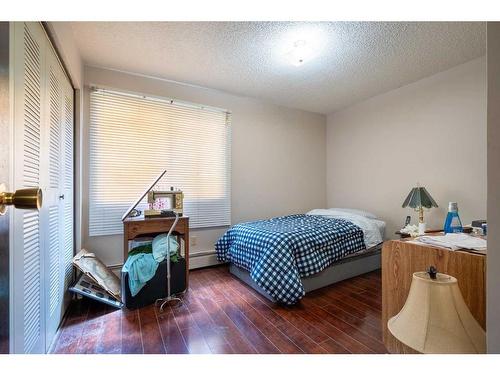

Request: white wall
left=487, top=22, right=500, bottom=353
left=82, top=66, right=326, bottom=267
left=326, top=57, right=487, bottom=238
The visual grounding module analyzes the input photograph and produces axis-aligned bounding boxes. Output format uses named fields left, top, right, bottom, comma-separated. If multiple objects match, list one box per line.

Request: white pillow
left=328, top=208, right=378, bottom=219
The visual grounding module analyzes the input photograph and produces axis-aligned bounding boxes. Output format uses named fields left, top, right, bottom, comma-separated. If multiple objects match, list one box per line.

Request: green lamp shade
left=402, top=187, right=438, bottom=209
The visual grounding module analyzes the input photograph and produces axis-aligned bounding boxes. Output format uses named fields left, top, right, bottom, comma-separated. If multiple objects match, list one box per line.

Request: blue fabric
left=152, top=234, right=179, bottom=262
left=215, top=214, right=365, bottom=305
left=122, top=252, right=159, bottom=297
left=123, top=234, right=179, bottom=297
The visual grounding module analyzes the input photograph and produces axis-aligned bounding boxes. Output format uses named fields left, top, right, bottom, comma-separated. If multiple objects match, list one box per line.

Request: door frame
left=0, top=21, right=11, bottom=355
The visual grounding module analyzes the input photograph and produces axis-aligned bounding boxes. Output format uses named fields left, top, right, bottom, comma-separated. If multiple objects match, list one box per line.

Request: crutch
left=156, top=211, right=182, bottom=311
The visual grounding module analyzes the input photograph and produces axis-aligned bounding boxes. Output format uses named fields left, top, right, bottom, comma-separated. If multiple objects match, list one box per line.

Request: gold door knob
left=0, top=183, right=42, bottom=215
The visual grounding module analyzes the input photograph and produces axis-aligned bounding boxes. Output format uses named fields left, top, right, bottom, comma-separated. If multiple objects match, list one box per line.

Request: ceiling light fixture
left=287, top=40, right=314, bottom=67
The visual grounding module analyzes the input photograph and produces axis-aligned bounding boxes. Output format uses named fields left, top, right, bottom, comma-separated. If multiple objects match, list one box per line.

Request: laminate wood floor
left=51, top=266, right=387, bottom=354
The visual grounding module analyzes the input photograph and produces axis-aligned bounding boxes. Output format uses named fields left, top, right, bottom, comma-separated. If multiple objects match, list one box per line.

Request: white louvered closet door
left=12, top=22, right=74, bottom=354
left=12, top=21, right=46, bottom=355
left=61, top=78, right=74, bottom=312
left=44, top=42, right=74, bottom=349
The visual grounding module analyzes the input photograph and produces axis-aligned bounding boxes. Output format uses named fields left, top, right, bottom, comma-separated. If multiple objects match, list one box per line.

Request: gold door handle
left=0, top=183, right=42, bottom=215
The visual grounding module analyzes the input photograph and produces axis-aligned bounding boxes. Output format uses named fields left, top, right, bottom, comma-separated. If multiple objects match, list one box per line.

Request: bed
left=215, top=208, right=385, bottom=305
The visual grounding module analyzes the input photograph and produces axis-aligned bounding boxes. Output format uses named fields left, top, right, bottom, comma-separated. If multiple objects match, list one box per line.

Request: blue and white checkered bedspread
left=215, top=214, right=365, bottom=305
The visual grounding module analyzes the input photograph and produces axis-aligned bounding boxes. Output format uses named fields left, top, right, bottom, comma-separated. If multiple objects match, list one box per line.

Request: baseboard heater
left=106, top=250, right=217, bottom=271
left=190, top=250, right=216, bottom=258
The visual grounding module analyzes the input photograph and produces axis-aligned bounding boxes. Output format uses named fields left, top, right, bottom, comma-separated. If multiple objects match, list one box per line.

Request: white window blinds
left=89, top=88, right=231, bottom=236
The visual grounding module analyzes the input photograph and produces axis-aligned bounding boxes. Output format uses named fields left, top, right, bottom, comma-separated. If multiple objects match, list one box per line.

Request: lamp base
left=418, top=222, right=426, bottom=235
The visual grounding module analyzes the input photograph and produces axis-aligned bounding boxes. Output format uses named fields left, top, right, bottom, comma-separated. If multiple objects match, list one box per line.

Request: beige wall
left=487, top=22, right=500, bottom=353
left=45, top=22, right=83, bottom=89
left=326, top=57, right=487, bottom=238
left=82, top=66, right=326, bottom=267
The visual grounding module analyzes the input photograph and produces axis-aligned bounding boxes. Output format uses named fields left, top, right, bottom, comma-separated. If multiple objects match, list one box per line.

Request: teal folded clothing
left=123, top=234, right=180, bottom=297
left=122, top=252, right=159, bottom=297
left=152, top=233, right=179, bottom=262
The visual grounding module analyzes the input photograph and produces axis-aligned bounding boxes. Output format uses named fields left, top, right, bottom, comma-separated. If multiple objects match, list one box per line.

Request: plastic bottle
left=444, top=202, right=463, bottom=233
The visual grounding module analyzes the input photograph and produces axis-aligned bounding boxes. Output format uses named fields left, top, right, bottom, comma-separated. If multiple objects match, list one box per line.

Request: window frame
left=87, top=86, right=232, bottom=236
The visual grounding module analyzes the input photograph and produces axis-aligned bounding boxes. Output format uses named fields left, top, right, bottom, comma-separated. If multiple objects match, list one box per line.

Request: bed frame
left=229, top=244, right=382, bottom=303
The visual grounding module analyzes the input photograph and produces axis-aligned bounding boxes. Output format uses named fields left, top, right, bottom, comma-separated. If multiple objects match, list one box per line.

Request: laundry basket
left=121, top=256, right=186, bottom=309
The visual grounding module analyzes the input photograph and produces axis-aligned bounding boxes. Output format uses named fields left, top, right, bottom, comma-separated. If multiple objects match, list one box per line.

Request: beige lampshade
left=388, top=271, right=486, bottom=353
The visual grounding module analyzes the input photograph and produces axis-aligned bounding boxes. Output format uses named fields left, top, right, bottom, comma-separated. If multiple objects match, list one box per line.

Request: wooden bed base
left=229, top=244, right=382, bottom=303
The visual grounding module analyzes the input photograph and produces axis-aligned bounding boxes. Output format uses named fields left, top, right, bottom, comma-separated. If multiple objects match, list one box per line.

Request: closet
left=11, top=22, right=74, bottom=353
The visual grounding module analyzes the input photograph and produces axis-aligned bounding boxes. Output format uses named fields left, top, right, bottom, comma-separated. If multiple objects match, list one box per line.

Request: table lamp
left=388, top=268, right=486, bottom=354
left=402, top=185, right=438, bottom=235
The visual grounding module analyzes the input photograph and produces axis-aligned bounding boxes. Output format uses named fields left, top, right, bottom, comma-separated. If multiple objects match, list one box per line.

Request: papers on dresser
left=409, top=233, right=487, bottom=252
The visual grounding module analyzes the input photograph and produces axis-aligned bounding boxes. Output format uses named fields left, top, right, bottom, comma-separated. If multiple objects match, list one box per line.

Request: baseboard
left=188, top=251, right=220, bottom=269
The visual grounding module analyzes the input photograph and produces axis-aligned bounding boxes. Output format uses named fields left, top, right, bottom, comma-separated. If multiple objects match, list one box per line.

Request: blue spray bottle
left=444, top=202, right=463, bottom=233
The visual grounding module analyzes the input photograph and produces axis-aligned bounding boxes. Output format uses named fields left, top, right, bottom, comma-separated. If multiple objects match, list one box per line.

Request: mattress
left=216, top=210, right=386, bottom=305
left=215, top=214, right=372, bottom=304
left=342, top=240, right=382, bottom=259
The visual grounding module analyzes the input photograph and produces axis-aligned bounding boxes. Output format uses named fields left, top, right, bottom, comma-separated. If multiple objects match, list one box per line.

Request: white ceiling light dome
left=286, top=40, right=315, bottom=66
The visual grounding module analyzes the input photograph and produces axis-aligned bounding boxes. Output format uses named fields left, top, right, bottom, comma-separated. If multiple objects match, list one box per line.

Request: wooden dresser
left=382, top=239, right=486, bottom=354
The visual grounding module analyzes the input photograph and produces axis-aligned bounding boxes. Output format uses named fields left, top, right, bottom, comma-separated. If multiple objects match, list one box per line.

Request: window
left=88, top=88, right=231, bottom=236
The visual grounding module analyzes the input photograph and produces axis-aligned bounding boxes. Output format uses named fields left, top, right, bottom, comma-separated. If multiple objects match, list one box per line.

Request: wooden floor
left=51, top=266, right=387, bottom=354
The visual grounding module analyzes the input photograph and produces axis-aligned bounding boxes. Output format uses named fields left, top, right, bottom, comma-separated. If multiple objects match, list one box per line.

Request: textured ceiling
left=69, top=22, right=486, bottom=114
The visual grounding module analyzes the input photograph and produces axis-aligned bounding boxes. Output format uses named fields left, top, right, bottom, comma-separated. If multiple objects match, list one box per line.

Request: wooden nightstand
left=381, top=239, right=486, bottom=354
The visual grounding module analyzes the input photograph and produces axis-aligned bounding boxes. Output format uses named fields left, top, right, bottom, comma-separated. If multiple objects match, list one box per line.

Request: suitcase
left=121, top=256, right=186, bottom=309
